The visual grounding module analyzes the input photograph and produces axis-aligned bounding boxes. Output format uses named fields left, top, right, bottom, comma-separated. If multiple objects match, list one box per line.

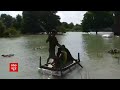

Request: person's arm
left=46, top=35, right=50, bottom=43
left=59, top=53, right=62, bottom=58
left=55, top=37, right=61, bottom=47
left=57, top=43, right=61, bottom=47
left=59, top=52, right=64, bottom=60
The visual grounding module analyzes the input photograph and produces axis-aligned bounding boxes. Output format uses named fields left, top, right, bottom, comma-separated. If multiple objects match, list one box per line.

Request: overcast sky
left=0, top=11, right=87, bottom=25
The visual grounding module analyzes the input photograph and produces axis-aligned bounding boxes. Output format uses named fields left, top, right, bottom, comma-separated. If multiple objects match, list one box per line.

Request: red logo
left=9, top=63, right=18, bottom=72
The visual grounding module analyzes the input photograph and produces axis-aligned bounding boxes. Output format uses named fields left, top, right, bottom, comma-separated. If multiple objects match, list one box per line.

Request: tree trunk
left=113, top=11, right=120, bottom=35
left=96, top=31, right=97, bottom=35
left=96, top=29, right=98, bottom=35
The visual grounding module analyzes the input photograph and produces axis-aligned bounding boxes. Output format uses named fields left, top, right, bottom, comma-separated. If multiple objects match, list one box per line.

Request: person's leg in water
left=47, top=48, right=55, bottom=64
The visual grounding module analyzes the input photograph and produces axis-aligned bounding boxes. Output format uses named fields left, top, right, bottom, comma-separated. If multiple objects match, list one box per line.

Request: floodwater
left=0, top=32, right=120, bottom=79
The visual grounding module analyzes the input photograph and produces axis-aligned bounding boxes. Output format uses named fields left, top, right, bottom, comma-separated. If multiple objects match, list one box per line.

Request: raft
left=38, top=53, right=83, bottom=76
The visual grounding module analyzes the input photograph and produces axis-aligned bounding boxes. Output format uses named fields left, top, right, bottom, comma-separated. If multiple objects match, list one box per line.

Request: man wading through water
left=46, top=30, right=61, bottom=64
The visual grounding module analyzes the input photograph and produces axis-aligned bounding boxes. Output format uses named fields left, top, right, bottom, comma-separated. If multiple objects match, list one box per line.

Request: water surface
left=0, top=32, right=120, bottom=79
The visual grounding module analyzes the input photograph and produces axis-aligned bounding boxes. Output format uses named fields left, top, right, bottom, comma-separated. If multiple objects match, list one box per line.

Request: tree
left=0, top=14, right=22, bottom=37
left=81, top=12, right=93, bottom=32
left=22, top=11, right=61, bottom=34
left=68, top=22, right=74, bottom=29
left=81, top=11, right=114, bottom=34
left=61, top=22, right=69, bottom=28
left=73, top=24, right=82, bottom=31
left=113, top=11, right=120, bottom=35
left=0, top=21, right=6, bottom=37
left=0, top=14, right=15, bottom=29
left=13, top=14, right=23, bottom=31
left=4, top=27, right=20, bottom=37
left=56, top=25, right=66, bottom=33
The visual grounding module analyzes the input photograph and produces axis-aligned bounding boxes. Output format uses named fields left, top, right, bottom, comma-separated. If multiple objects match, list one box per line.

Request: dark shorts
left=49, top=48, right=55, bottom=58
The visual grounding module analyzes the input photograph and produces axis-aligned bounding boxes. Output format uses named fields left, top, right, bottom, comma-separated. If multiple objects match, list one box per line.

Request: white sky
left=0, top=11, right=87, bottom=25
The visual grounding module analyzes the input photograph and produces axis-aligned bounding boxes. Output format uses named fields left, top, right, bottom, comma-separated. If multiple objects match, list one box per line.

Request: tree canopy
left=1, top=11, right=117, bottom=37
left=0, top=20, right=6, bottom=37
left=0, top=14, right=22, bottom=37
left=22, top=11, right=61, bottom=34
left=0, top=14, right=15, bottom=29
left=113, top=11, right=120, bottom=35
left=81, top=11, right=114, bottom=33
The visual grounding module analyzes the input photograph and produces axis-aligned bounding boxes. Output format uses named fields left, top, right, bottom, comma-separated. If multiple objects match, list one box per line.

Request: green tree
left=81, top=12, right=93, bottom=32
left=68, top=22, right=74, bottom=29
left=113, top=11, right=120, bottom=35
left=56, top=25, right=66, bottom=33
left=81, top=11, right=114, bottom=34
left=0, top=14, right=15, bottom=29
left=22, top=11, right=61, bottom=34
left=73, top=24, right=82, bottom=31
left=13, top=14, right=23, bottom=31
left=61, top=22, right=69, bottom=28
left=4, top=27, right=20, bottom=37
left=0, top=21, right=6, bottom=37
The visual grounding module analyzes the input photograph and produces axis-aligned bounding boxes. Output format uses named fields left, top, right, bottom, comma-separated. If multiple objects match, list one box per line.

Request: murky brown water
left=0, top=32, right=120, bottom=79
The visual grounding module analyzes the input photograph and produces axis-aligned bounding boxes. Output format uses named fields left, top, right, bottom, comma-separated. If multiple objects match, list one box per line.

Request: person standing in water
left=46, top=29, right=61, bottom=64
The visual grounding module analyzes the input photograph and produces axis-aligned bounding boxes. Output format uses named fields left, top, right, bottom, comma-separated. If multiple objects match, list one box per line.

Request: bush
left=56, top=26, right=66, bottom=33
left=3, top=27, right=21, bottom=37
left=0, top=21, right=6, bottom=37
left=73, top=25, right=82, bottom=32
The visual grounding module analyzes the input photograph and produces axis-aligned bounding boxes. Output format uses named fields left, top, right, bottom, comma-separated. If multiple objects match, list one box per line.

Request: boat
left=38, top=53, right=83, bottom=76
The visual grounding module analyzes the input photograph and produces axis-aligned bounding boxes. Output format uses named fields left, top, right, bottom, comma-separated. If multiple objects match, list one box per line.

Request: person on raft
left=57, top=45, right=75, bottom=62
left=51, top=45, right=75, bottom=68
left=46, top=29, right=61, bottom=64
